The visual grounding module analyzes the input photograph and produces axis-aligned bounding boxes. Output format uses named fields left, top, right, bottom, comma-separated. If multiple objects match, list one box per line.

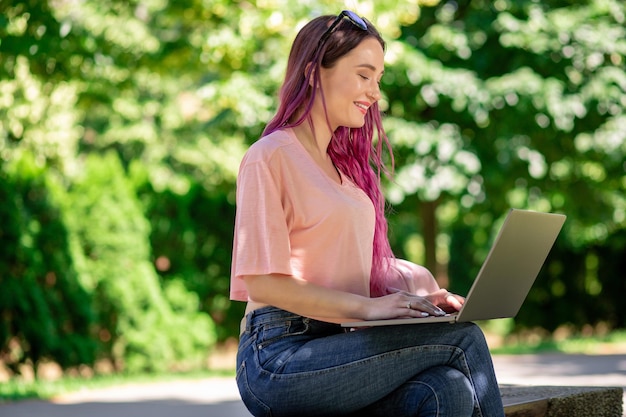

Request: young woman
left=230, top=10, right=505, bottom=417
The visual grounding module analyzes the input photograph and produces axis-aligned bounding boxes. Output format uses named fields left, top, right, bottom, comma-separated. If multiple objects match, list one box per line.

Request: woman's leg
left=237, top=307, right=504, bottom=417
left=359, top=366, right=475, bottom=417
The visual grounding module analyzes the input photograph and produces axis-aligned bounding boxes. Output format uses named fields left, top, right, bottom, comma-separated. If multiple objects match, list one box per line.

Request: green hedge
left=0, top=153, right=96, bottom=373
left=0, top=152, right=217, bottom=375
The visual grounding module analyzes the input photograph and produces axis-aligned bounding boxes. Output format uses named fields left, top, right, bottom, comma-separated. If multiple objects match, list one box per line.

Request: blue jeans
left=236, top=306, right=504, bottom=417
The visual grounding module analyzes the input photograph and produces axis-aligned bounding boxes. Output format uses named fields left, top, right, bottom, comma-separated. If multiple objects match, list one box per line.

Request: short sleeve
left=229, top=156, right=293, bottom=301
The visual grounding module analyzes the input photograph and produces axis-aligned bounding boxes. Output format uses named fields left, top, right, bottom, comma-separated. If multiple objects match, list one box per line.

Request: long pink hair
left=263, top=15, right=395, bottom=297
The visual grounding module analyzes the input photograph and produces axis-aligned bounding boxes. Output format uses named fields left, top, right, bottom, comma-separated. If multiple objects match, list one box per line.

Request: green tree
left=383, top=0, right=625, bottom=330
left=1, top=0, right=625, bottom=374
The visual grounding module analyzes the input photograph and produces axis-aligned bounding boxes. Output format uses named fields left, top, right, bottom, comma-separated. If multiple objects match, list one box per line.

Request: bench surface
left=501, top=385, right=624, bottom=417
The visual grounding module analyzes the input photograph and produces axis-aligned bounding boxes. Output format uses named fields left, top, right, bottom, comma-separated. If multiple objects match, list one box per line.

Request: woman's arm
left=243, top=274, right=449, bottom=321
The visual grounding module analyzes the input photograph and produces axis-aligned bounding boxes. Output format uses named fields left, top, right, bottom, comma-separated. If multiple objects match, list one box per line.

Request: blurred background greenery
left=0, top=0, right=624, bottom=379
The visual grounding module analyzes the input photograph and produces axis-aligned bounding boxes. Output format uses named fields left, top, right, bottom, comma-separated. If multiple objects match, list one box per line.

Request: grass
left=487, top=326, right=626, bottom=355
left=475, top=317, right=626, bottom=355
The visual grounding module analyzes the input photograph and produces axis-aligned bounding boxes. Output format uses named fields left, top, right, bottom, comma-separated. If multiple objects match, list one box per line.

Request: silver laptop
left=342, top=209, right=566, bottom=327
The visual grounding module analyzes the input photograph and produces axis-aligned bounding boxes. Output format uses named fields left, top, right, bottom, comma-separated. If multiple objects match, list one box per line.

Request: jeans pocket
left=257, top=317, right=309, bottom=350
left=237, top=361, right=272, bottom=417
left=255, top=317, right=310, bottom=373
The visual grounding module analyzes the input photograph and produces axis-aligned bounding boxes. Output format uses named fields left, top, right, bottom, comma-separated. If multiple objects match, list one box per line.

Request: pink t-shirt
left=230, top=128, right=375, bottom=301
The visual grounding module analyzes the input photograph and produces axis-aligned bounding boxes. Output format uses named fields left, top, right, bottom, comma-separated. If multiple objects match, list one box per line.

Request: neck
left=291, top=116, right=334, bottom=158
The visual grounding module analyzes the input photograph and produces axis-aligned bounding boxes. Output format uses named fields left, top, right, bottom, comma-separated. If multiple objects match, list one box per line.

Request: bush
left=130, top=163, right=243, bottom=342
left=0, top=153, right=97, bottom=374
left=59, top=151, right=216, bottom=373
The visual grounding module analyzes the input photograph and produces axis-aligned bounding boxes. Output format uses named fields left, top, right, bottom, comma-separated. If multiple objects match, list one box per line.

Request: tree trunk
left=420, top=199, right=447, bottom=287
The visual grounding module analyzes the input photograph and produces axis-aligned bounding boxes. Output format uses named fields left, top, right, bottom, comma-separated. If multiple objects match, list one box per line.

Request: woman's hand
left=364, top=288, right=465, bottom=321
left=423, top=288, right=465, bottom=313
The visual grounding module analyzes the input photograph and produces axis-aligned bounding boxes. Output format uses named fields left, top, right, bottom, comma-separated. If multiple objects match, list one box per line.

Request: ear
left=304, top=62, right=316, bottom=88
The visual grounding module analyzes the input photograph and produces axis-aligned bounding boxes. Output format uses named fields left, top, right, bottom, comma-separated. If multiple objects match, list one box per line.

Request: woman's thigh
left=278, top=321, right=489, bottom=372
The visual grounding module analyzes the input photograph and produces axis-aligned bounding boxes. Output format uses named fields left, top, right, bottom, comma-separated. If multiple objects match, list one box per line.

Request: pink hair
left=263, top=15, right=395, bottom=297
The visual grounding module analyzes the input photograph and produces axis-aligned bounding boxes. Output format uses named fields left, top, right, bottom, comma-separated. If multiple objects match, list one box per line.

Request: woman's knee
left=448, top=321, right=491, bottom=355
left=417, top=366, right=475, bottom=417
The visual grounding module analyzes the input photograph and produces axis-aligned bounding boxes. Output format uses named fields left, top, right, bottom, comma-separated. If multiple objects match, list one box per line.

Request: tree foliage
left=382, top=0, right=625, bottom=330
left=0, top=0, right=624, bottom=374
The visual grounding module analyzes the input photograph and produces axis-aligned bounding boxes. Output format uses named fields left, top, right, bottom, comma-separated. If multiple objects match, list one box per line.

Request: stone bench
left=501, top=385, right=624, bottom=417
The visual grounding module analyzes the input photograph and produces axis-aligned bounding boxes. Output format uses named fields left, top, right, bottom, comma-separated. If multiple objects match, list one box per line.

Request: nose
left=367, top=84, right=381, bottom=101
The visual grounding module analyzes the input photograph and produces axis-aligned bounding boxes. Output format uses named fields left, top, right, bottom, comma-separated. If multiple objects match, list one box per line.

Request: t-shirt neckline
left=285, top=127, right=349, bottom=188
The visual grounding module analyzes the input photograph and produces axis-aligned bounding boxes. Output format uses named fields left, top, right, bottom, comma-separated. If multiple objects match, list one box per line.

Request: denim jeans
left=236, top=306, right=504, bottom=417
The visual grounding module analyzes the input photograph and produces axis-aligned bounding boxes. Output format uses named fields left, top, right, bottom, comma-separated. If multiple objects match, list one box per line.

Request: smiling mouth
left=354, top=102, right=369, bottom=114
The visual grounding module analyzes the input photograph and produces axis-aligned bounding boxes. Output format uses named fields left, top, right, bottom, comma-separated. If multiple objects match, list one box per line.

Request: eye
left=359, top=74, right=370, bottom=80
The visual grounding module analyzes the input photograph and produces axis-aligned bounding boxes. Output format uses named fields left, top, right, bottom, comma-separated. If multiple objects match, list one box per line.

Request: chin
left=346, top=119, right=366, bottom=129
left=335, top=114, right=366, bottom=130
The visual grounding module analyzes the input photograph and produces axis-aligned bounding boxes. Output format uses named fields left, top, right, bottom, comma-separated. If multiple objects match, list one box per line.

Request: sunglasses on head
left=318, top=10, right=368, bottom=46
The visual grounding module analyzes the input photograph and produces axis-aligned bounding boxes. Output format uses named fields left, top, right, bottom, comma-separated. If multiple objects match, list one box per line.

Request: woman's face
left=317, top=37, right=385, bottom=131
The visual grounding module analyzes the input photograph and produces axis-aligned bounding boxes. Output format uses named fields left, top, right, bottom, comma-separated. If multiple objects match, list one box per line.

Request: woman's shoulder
left=243, top=129, right=296, bottom=164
